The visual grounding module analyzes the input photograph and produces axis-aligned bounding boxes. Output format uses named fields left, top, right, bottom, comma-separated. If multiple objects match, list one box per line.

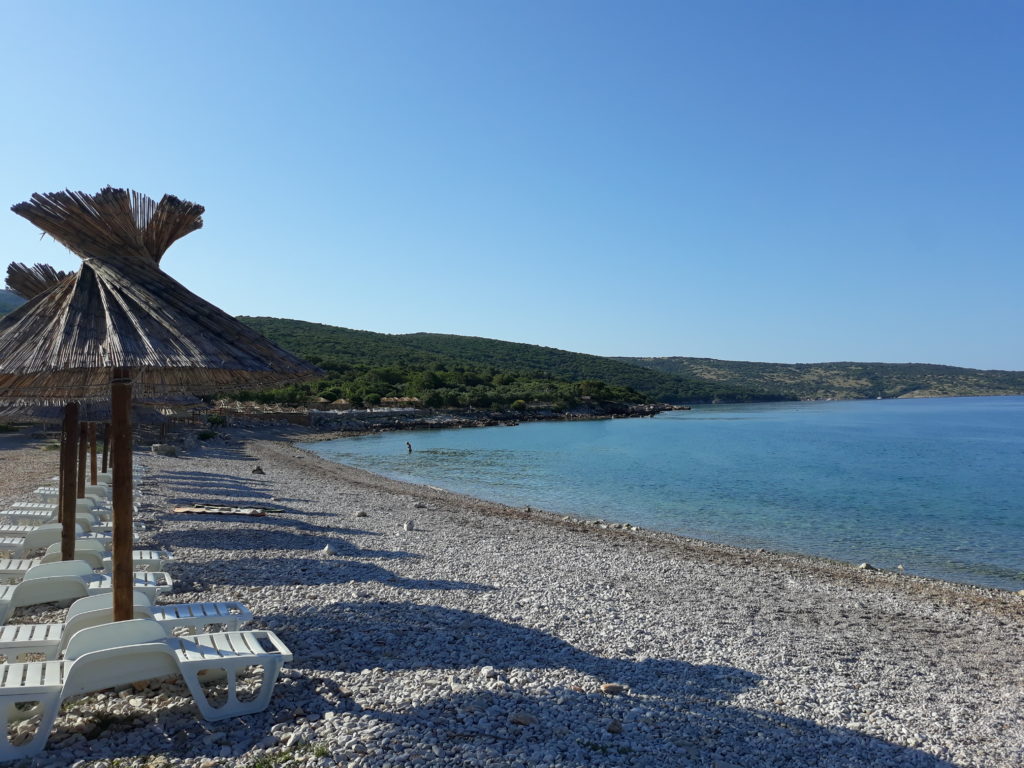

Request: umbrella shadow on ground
left=174, top=557, right=488, bottom=592
left=174, top=444, right=261, bottom=462
left=155, top=532, right=403, bottom=561
left=275, top=601, right=958, bottom=768
left=157, top=527, right=401, bottom=556
left=159, top=511, right=374, bottom=536
left=43, top=679, right=291, bottom=762
left=153, top=468, right=333, bottom=517
left=157, top=468, right=271, bottom=491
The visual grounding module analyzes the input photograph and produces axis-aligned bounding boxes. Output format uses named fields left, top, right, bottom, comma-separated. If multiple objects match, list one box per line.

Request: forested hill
left=617, top=357, right=1024, bottom=400
left=238, top=317, right=766, bottom=404
left=239, top=317, right=1023, bottom=403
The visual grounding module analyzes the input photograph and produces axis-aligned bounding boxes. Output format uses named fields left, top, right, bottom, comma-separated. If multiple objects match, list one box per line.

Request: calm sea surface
left=308, top=397, right=1024, bottom=591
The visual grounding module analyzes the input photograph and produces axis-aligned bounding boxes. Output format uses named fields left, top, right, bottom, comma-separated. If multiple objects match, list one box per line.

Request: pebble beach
left=1, top=426, right=1022, bottom=768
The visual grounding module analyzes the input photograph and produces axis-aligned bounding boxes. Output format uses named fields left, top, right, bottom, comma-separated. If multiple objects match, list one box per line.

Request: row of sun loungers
left=0, top=476, right=293, bottom=761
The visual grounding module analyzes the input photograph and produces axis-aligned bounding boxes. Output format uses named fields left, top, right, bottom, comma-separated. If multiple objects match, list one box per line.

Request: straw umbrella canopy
left=5, top=262, right=71, bottom=302
left=0, top=187, right=321, bottom=619
left=4, top=261, right=197, bottom=556
left=4, top=261, right=86, bottom=557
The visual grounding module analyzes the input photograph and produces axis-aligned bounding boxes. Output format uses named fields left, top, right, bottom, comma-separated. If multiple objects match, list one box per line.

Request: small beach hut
left=0, top=187, right=321, bottom=619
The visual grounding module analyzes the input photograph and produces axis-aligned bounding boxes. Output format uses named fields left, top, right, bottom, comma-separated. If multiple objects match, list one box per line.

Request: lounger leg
left=179, top=659, right=284, bottom=721
left=0, top=693, right=60, bottom=761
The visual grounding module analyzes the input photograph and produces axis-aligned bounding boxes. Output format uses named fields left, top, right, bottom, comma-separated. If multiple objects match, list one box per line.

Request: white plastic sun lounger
left=0, top=562, right=173, bottom=623
left=0, top=544, right=174, bottom=584
left=41, top=540, right=172, bottom=572
left=0, top=590, right=253, bottom=661
left=0, top=510, right=101, bottom=533
left=0, top=524, right=139, bottom=559
left=0, top=511, right=142, bottom=537
left=10, top=498, right=137, bottom=517
left=6, top=498, right=106, bottom=519
left=0, top=618, right=292, bottom=760
left=33, top=484, right=110, bottom=502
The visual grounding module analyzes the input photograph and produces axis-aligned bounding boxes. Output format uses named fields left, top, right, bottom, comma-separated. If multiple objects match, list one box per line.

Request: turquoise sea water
left=308, top=397, right=1024, bottom=591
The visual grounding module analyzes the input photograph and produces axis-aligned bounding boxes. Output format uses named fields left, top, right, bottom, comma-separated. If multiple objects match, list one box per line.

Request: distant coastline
left=210, top=392, right=1024, bottom=439
left=218, top=401, right=689, bottom=438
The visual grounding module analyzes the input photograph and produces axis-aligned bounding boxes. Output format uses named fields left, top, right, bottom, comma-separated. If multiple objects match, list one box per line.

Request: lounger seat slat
left=150, top=601, right=251, bottom=629
left=43, top=662, right=66, bottom=687
left=0, top=623, right=63, bottom=645
left=1, top=659, right=66, bottom=689
left=23, top=665, right=43, bottom=688
left=81, top=572, right=173, bottom=598
left=0, top=559, right=39, bottom=573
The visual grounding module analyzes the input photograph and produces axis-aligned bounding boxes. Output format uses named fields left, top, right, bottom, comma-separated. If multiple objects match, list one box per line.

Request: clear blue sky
left=1, top=1, right=1021, bottom=370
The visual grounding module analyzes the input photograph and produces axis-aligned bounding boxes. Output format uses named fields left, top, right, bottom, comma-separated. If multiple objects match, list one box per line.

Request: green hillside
left=0, top=290, right=25, bottom=315
left=238, top=317, right=769, bottom=404
left=237, top=317, right=1023, bottom=405
left=617, top=357, right=1024, bottom=400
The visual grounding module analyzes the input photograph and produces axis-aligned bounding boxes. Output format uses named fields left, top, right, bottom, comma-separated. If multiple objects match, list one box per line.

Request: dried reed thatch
left=5, top=262, right=72, bottom=300
left=0, top=187, right=322, bottom=618
left=0, top=187, right=320, bottom=403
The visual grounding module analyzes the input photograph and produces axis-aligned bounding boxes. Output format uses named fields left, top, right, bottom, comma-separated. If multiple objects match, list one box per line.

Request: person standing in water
left=406, top=441, right=412, bottom=453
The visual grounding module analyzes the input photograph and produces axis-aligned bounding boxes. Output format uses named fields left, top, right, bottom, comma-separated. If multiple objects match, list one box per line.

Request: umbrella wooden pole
left=101, top=424, right=110, bottom=473
left=60, top=402, right=79, bottom=561
left=111, top=370, right=135, bottom=621
left=57, top=419, right=66, bottom=523
left=76, top=423, right=87, bottom=498
left=89, top=423, right=98, bottom=485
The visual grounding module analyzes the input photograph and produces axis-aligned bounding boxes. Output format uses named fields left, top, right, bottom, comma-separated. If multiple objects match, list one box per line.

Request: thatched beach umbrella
left=4, top=261, right=85, bottom=558
left=3, top=262, right=174, bottom=556
left=0, top=187, right=321, bottom=619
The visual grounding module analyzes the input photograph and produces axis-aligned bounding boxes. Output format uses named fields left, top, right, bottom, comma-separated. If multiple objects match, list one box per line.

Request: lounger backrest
left=66, top=590, right=153, bottom=620
left=61, top=642, right=179, bottom=699
left=38, top=549, right=103, bottom=569
left=63, top=619, right=168, bottom=659
left=22, top=561, right=93, bottom=580
left=20, top=525, right=85, bottom=552
left=9, top=576, right=90, bottom=612
left=72, top=514, right=98, bottom=532
left=31, top=524, right=63, bottom=534
left=60, top=606, right=158, bottom=654
left=47, top=539, right=104, bottom=554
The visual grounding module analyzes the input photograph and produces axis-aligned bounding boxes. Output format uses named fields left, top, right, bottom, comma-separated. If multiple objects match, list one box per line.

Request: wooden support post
left=89, top=423, right=98, bottom=485
left=60, top=402, right=79, bottom=561
left=77, top=422, right=87, bottom=498
left=101, top=423, right=110, bottom=473
left=111, top=369, right=134, bottom=621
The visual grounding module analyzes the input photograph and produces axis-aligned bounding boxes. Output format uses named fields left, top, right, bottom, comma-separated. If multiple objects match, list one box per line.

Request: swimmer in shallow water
left=406, top=441, right=412, bottom=453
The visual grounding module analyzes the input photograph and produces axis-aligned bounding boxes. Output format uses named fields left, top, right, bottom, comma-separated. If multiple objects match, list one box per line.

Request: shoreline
left=0, top=426, right=1021, bottom=766
left=284, top=435, right=1022, bottom=608
left=292, top=424, right=1024, bottom=598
